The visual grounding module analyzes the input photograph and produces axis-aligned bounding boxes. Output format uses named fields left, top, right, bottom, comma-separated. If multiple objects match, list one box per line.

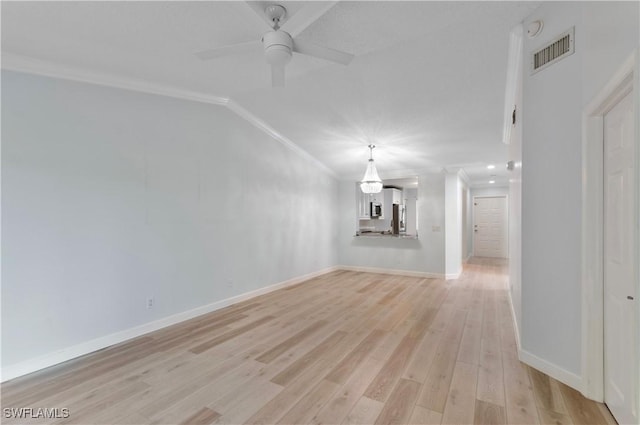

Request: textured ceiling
left=1, top=1, right=540, bottom=186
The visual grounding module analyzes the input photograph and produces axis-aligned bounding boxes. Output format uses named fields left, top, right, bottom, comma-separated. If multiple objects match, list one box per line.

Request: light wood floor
left=2, top=258, right=617, bottom=425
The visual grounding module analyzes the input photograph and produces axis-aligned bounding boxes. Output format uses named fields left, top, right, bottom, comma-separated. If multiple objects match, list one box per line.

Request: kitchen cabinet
left=387, top=188, right=403, bottom=205
left=357, top=189, right=384, bottom=219
left=354, top=178, right=418, bottom=238
left=357, top=191, right=369, bottom=219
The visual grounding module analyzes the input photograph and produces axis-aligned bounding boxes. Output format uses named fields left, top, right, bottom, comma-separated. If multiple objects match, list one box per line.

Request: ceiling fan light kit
left=195, top=3, right=354, bottom=88
left=264, top=4, right=286, bottom=27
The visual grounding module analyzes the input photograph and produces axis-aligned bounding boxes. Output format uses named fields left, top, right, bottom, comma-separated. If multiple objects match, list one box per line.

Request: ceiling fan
left=195, top=2, right=354, bottom=87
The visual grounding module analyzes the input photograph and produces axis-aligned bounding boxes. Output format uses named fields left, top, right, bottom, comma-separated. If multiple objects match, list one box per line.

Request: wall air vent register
left=531, top=27, right=575, bottom=75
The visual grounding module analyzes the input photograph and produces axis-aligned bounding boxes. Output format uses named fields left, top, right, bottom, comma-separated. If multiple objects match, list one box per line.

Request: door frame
left=472, top=195, right=509, bottom=258
left=581, top=48, right=639, bottom=408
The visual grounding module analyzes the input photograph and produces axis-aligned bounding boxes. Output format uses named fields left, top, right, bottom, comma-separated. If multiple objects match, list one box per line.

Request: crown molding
left=226, top=100, right=337, bottom=177
left=457, top=168, right=471, bottom=186
left=2, top=52, right=229, bottom=106
left=1, top=53, right=337, bottom=178
left=443, top=166, right=464, bottom=177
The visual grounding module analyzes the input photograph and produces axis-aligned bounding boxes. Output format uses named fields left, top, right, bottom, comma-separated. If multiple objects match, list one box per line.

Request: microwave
left=370, top=202, right=382, bottom=218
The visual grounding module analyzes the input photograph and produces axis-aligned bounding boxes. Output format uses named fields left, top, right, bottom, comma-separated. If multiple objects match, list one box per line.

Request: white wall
left=523, top=1, right=584, bottom=381
left=1, top=71, right=338, bottom=371
left=521, top=1, right=639, bottom=384
left=445, top=171, right=462, bottom=277
left=464, top=186, right=473, bottom=260
left=404, top=187, right=418, bottom=202
left=461, top=185, right=470, bottom=262
left=405, top=187, right=418, bottom=236
left=471, top=186, right=509, bottom=198
left=582, top=2, right=640, bottom=103
left=337, top=172, right=445, bottom=276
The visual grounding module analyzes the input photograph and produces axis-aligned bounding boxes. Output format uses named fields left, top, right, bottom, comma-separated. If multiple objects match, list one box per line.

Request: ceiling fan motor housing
left=262, top=31, right=293, bottom=66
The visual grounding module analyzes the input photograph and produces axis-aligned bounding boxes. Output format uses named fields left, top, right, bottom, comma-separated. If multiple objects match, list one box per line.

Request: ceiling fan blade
left=243, top=1, right=277, bottom=31
left=280, top=1, right=337, bottom=38
left=195, top=40, right=261, bottom=61
left=271, top=64, right=285, bottom=88
left=292, top=40, right=354, bottom=65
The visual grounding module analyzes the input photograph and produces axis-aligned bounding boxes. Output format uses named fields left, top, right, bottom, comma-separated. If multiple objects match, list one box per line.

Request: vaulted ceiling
left=1, top=1, right=540, bottom=186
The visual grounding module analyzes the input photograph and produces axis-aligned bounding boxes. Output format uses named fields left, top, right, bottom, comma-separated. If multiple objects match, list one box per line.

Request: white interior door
left=473, top=196, right=508, bottom=258
left=604, top=89, right=637, bottom=425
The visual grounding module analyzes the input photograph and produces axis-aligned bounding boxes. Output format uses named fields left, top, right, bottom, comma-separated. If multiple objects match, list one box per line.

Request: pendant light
left=360, top=144, right=383, bottom=194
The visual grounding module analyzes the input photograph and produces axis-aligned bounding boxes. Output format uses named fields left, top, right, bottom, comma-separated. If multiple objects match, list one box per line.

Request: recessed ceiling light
left=487, top=165, right=496, bottom=169
left=489, top=180, right=495, bottom=184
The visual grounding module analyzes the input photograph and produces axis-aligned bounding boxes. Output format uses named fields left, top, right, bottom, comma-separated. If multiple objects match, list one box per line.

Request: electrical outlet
left=147, top=297, right=154, bottom=309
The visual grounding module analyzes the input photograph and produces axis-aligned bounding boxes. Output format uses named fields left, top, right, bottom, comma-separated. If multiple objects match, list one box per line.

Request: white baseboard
left=445, top=271, right=462, bottom=280
left=507, top=291, right=522, bottom=352
left=0, top=266, right=339, bottom=383
left=338, top=265, right=444, bottom=279
left=518, top=348, right=583, bottom=391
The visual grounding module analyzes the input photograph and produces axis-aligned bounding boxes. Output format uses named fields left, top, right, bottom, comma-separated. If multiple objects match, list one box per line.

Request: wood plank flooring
left=1, top=258, right=617, bottom=424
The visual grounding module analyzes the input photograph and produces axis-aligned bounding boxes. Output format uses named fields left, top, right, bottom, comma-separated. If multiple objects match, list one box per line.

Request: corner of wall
left=518, top=348, right=583, bottom=392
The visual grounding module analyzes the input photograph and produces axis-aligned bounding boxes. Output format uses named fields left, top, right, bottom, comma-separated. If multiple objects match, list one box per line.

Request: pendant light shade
left=360, top=144, right=382, bottom=194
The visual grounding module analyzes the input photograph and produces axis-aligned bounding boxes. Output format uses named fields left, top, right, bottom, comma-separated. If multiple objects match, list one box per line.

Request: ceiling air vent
left=531, top=27, right=574, bottom=75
